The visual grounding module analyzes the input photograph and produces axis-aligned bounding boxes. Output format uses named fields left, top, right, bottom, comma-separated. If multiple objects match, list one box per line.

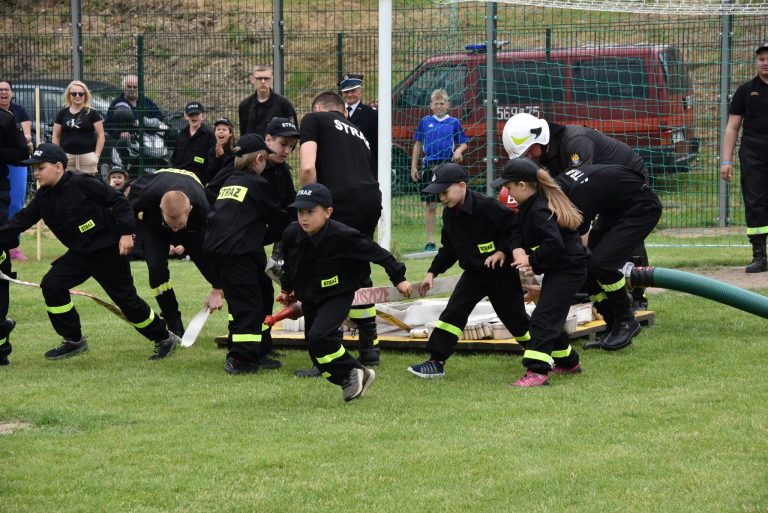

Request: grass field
left=1, top=236, right=766, bottom=513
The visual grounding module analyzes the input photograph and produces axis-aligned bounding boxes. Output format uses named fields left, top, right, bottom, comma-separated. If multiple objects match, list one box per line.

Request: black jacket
left=429, top=189, right=518, bottom=276
left=348, top=102, right=378, bottom=162
left=280, top=219, right=406, bottom=303
left=171, top=124, right=216, bottom=183
left=128, top=168, right=210, bottom=232
left=238, top=90, right=297, bottom=137
left=0, top=108, right=28, bottom=195
left=0, top=172, right=133, bottom=253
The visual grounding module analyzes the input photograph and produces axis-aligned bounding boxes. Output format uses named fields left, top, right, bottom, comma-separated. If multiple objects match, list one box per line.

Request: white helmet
left=502, top=113, right=550, bottom=158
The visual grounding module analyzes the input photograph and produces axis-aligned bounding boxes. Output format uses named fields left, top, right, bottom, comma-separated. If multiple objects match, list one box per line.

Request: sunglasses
left=70, top=91, right=86, bottom=97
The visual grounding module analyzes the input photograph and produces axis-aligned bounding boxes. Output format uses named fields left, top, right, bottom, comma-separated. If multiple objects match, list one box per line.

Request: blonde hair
left=532, top=169, right=583, bottom=230
left=234, top=150, right=267, bottom=170
left=431, top=88, right=449, bottom=102
left=63, top=80, right=94, bottom=112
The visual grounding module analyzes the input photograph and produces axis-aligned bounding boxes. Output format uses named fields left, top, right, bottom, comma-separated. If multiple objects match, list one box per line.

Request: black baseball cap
left=21, top=143, right=68, bottom=167
left=108, top=166, right=128, bottom=177
left=214, top=117, right=233, bottom=128
left=185, top=101, right=204, bottom=114
left=234, top=134, right=274, bottom=156
left=757, top=42, right=768, bottom=55
left=266, top=117, right=300, bottom=137
left=338, top=73, right=364, bottom=92
left=422, top=163, right=469, bottom=193
left=491, top=157, right=541, bottom=188
left=288, top=183, right=333, bottom=210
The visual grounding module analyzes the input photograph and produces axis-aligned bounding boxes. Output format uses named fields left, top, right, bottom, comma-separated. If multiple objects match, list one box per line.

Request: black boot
left=600, top=308, right=640, bottom=351
left=746, top=235, right=768, bottom=273
left=162, top=313, right=185, bottom=338
left=0, top=318, right=15, bottom=365
left=356, top=321, right=380, bottom=366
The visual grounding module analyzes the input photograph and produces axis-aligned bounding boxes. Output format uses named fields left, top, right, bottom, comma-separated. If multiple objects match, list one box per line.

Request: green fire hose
left=626, top=264, right=768, bottom=319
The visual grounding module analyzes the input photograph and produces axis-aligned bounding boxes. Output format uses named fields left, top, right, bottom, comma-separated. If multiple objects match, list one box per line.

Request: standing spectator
left=52, top=80, right=105, bottom=176
left=105, top=74, right=164, bottom=141
left=0, top=80, right=33, bottom=261
left=339, top=73, right=378, bottom=162
left=107, top=166, right=129, bottom=193
left=410, top=88, right=469, bottom=251
left=298, top=90, right=382, bottom=373
left=171, top=101, right=216, bottom=183
left=206, top=117, right=236, bottom=182
left=721, top=42, right=768, bottom=273
left=0, top=105, right=27, bottom=365
left=238, top=65, right=297, bottom=137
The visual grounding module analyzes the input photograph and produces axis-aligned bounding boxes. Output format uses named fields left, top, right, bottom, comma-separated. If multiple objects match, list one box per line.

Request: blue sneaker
left=424, top=242, right=437, bottom=252
left=408, top=359, right=445, bottom=379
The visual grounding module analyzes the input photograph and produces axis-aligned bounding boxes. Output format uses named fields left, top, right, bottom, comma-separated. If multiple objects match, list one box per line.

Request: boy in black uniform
left=171, top=102, right=216, bottom=183
left=556, top=162, right=661, bottom=350
left=721, top=42, right=768, bottom=273
left=128, top=168, right=224, bottom=336
left=0, top=143, right=179, bottom=361
left=0, top=107, right=28, bottom=365
left=299, top=90, right=383, bottom=371
left=279, top=183, right=412, bottom=402
left=407, top=164, right=530, bottom=379
left=204, top=134, right=290, bottom=374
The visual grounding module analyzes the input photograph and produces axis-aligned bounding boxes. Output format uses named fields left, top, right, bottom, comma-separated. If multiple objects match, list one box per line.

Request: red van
left=391, top=44, right=699, bottom=191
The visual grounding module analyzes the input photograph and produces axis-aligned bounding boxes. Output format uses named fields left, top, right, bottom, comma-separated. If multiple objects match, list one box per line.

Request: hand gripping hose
left=624, top=263, right=768, bottom=319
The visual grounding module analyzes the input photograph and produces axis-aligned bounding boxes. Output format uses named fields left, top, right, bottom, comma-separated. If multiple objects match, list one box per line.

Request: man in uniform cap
left=339, top=73, right=378, bottom=162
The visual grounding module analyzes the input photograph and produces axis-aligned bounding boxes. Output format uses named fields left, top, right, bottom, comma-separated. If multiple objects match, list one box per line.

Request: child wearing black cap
left=207, top=117, right=236, bottom=181
left=279, top=183, right=412, bottom=402
left=107, top=166, right=129, bottom=192
left=492, top=157, right=588, bottom=387
left=204, top=134, right=291, bottom=374
left=0, top=143, right=180, bottom=361
left=171, top=101, right=216, bottom=183
left=407, top=163, right=530, bottom=380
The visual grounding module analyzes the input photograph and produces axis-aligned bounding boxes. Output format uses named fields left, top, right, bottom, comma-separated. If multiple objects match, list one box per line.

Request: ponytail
left=535, top=169, right=582, bottom=230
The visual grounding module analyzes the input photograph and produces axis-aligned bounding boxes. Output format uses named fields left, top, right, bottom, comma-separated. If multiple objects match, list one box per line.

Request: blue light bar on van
left=465, top=43, right=487, bottom=53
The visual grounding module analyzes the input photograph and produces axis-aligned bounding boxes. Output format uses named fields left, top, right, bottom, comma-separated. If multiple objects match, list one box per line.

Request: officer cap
left=422, top=163, right=469, bottom=194
left=491, top=157, right=541, bottom=188
left=757, top=42, right=768, bottom=55
left=338, top=73, right=364, bottom=92
left=21, top=143, right=68, bottom=167
left=288, top=183, right=333, bottom=210
left=234, top=134, right=274, bottom=156
left=266, top=117, right=299, bottom=137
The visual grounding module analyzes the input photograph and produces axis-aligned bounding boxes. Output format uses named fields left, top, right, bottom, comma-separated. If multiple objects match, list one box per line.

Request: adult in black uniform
left=555, top=161, right=662, bottom=351
left=238, top=65, right=298, bottom=138
left=503, top=112, right=651, bottom=309
left=279, top=183, right=411, bottom=401
left=0, top=107, right=27, bottom=365
left=171, top=101, right=216, bottom=183
left=128, top=168, right=224, bottom=336
left=721, top=42, right=768, bottom=273
left=299, top=90, right=382, bottom=371
left=339, top=73, right=378, bottom=163
left=0, top=144, right=179, bottom=361
left=204, top=134, right=290, bottom=374
left=407, top=164, right=530, bottom=379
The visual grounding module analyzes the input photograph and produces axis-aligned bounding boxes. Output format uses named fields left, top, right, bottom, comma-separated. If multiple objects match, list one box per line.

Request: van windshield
left=479, top=60, right=565, bottom=104
left=572, top=57, right=649, bottom=101
left=659, top=47, right=691, bottom=96
left=396, top=64, right=467, bottom=108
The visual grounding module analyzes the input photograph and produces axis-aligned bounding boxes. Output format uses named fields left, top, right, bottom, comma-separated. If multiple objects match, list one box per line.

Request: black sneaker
left=149, top=331, right=179, bottom=360
left=258, top=355, right=282, bottom=370
left=342, top=367, right=376, bottom=402
left=45, top=336, right=89, bottom=360
left=224, top=356, right=261, bottom=374
left=294, top=365, right=322, bottom=378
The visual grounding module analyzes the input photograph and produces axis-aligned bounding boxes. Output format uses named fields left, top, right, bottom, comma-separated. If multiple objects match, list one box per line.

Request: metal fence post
left=337, top=32, right=344, bottom=85
left=70, top=0, right=83, bottom=80
left=718, top=1, right=733, bottom=228
left=137, top=34, right=146, bottom=173
left=485, top=2, right=497, bottom=197
left=273, top=0, right=285, bottom=95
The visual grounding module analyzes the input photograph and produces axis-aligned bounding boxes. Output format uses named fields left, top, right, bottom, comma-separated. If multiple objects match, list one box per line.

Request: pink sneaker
left=549, top=363, right=583, bottom=376
left=9, top=248, right=27, bottom=261
left=511, top=370, right=549, bottom=387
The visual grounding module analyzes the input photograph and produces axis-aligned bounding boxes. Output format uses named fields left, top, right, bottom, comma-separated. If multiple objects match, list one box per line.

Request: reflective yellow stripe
left=152, top=281, right=173, bottom=296
left=551, top=345, right=572, bottom=359
left=0, top=251, right=6, bottom=264
left=0, top=337, right=7, bottom=344
left=436, top=320, right=462, bottom=338
left=261, top=323, right=270, bottom=332
left=523, top=349, right=553, bottom=365
left=589, top=292, right=607, bottom=303
left=747, top=226, right=768, bottom=235
left=46, top=301, right=74, bottom=314
left=156, top=168, right=203, bottom=185
left=228, top=313, right=234, bottom=321
left=511, top=133, right=532, bottom=145
left=316, top=346, right=346, bottom=364
left=130, top=309, right=155, bottom=329
left=514, top=331, right=531, bottom=342
left=599, top=277, right=626, bottom=292
left=530, top=245, right=539, bottom=252
left=322, top=371, right=331, bottom=379
left=348, top=306, right=376, bottom=319
left=232, top=333, right=262, bottom=343
left=371, top=338, right=379, bottom=347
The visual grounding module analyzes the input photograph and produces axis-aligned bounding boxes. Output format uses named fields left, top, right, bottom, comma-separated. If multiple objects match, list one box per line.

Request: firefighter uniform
left=204, top=166, right=289, bottom=368
left=128, top=168, right=221, bottom=335
left=171, top=118, right=216, bottom=183
left=280, top=216, right=407, bottom=386
left=0, top=169, right=170, bottom=351
left=424, top=184, right=530, bottom=362
left=557, top=164, right=662, bottom=349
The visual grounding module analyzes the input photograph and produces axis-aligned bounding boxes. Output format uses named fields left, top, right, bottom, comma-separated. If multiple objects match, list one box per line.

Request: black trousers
left=40, top=246, right=168, bottom=342
left=215, top=253, right=265, bottom=364
left=587, top=188, right=662, bottom=320
left=303, top=293, right=362, bottom=386
left=522, top=267, right=586, bottom=375
left=739, top=133, right=768, bottom=231
left=142, top=225, right=219, bottom=320
left=428, top=267, right=530, bottom=361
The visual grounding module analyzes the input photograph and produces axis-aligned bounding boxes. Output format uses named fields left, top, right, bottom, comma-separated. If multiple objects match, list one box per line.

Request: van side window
left=480, top=60, right=565, bottom=104
left=660, top=48, right=691, bottom=96
left=397, top=64, right=467, bottom=108
left=572, top=58, right=648, bottom=100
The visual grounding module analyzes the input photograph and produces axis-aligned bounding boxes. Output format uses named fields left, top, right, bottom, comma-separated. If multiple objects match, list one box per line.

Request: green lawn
left=1, top=237, right=766, bottom=513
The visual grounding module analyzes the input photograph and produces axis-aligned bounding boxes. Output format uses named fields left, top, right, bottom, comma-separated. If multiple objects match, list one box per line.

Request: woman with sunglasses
left=52, top=81, right=105, bottom=176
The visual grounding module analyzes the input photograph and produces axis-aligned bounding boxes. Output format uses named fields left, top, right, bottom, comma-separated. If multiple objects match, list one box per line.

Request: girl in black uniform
left=494, top=158, right=588, bottom=387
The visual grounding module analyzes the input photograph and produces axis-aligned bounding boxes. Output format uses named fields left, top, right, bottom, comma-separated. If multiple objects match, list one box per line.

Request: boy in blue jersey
left=410, top=89, right=469, bottom=251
